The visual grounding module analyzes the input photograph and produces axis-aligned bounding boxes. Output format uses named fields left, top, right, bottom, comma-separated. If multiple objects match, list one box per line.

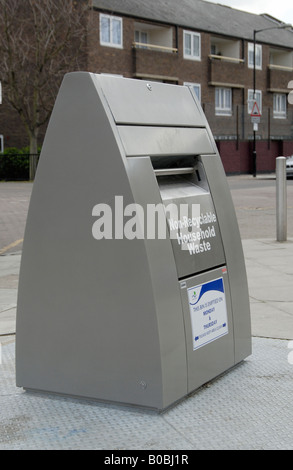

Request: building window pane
left=112, top=18, right=121, bottom=45
left=273, top=93, right=286, bottom=118
left=256, top=47, right=262, bottom=68
left=248, top=43, right=262, bottom=69
left=100, top=14, right=123, bottom=48
left=135, top=30, right=148, bottom=48
left=215, top=87, right=232, bottom=115
left=185, top=33, right=191, bottom=56
left=101, top=16, right=110, bottom=43
left=193, top=34, right=200, bottom=57
left=184, top=31, right=201, bottom=60
left=141, top=32, right=148, bottom=44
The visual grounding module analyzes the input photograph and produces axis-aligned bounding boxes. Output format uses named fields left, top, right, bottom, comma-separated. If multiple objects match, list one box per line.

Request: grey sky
left=204, top=0, right=293, bottom=25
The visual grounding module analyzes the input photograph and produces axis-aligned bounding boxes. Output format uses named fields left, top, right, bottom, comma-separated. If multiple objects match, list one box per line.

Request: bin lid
left=96, top=75, right=204, bottom=127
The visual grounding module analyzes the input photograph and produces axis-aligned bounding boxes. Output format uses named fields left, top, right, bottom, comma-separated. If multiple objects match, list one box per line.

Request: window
left=248, top=43, right=262, bottom=69
left=100, top=14, right=123, bottom=48
left=215, top=87, right=232, bottom=115
left=184, top=82, right=201, bottom=102
left=0, top=135, right=4, bottom=153
left=135, top=30, right=148, bottom=48
left=247, top=89, right=262, bottom=115
left=273, top=93, right=286, bottom=119
left=210, top=44, right=217, bottom=55
left=183, top=31, right=201, bottom=60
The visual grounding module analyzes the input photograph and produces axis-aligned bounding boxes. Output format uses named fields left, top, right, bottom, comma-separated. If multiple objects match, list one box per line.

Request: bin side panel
left=16, top=72, right=165, bottom=409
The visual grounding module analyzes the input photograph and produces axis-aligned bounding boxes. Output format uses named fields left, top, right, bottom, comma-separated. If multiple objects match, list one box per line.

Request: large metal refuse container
left=16, top=73, right=251, bottom=411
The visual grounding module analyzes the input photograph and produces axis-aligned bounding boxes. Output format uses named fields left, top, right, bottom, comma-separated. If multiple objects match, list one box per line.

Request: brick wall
left=217, top=139, right=293, bottom=174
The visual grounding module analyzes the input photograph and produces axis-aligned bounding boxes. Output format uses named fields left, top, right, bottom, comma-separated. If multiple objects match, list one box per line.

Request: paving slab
left=242, top=238, right=293, bottom=340
left=1, top=337, right=293, bottom=450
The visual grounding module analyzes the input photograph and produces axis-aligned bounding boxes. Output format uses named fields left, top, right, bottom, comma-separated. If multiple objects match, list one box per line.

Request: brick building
left=1, top=0, right=293, bottom=173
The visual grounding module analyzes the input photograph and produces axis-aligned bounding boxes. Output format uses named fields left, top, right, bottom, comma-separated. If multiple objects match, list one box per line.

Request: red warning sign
left=250, top=101, right=261, bottom=117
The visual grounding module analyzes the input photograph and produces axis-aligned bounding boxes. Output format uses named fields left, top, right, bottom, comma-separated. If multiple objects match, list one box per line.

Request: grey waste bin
left=16, top=73, right=251, bottom=411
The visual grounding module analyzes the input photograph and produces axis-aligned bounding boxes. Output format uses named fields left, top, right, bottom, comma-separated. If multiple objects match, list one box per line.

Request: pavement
left=1, top=176, right=293, bottom=450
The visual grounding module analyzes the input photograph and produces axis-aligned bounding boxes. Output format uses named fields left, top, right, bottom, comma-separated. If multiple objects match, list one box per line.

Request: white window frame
left=184, top=82, right=201, bottom=102
left=273, top=93, right=286, bottom=119
left=215, top=87, right=232, bottom=116
left=0, top=135, right=4, bottom=153
left=100, top=14, right=123, bottom=49
left=183, top=30, right=201, bottom=61
left=248, top=43, right=262, bottom=70
left=247, top=89, right=262, bottom=115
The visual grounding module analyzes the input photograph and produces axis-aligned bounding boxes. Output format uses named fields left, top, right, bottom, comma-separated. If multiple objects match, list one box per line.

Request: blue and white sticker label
left=188, top=277, right=228, bottom=350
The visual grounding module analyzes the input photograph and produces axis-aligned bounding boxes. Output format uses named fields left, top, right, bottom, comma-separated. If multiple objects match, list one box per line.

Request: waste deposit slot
left=16, top=73, right=251, bottom=411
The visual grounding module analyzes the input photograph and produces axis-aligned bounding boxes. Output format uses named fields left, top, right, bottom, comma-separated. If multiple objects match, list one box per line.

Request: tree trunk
left=29, top=131, right=39, bottom=181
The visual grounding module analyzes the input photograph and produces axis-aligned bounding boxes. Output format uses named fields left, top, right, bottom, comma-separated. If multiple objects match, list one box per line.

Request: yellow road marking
left=0, top=239, right=23, bottom=255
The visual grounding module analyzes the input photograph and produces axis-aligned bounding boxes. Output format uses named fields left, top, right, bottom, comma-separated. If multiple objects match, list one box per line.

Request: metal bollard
left=276, top=156, right=287, bottom=242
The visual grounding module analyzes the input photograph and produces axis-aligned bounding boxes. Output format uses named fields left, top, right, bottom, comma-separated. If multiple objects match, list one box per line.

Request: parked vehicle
left=286, top=156, right=293, bottom=178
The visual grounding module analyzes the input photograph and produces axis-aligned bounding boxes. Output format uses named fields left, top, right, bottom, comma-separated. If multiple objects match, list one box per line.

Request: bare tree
left=0, top=0, right=90, bottom=179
